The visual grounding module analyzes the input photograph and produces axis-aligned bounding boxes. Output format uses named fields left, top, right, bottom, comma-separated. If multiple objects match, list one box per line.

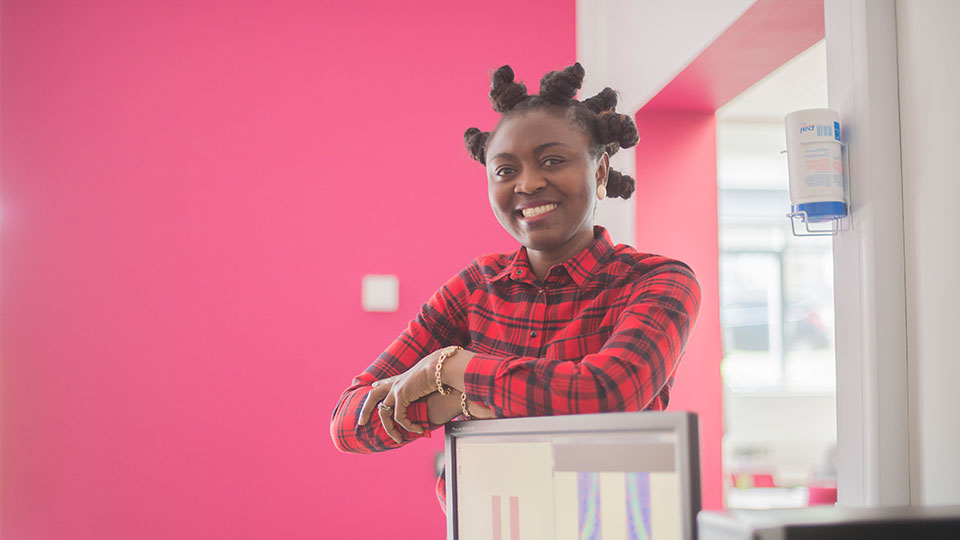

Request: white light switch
left=361, top=274, right=400, bottom=312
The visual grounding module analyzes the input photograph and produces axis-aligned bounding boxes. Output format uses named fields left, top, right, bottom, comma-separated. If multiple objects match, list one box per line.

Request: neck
left=526, top=227, right=595, bottom=282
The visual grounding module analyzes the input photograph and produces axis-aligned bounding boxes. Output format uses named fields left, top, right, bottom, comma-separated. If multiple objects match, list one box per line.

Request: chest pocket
left=545, top=330, right=610, bottom=362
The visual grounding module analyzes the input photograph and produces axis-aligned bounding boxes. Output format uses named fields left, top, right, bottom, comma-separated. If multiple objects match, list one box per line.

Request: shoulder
left=470, top=248, right=520, bottom=281
left=597, top=246, right=701, bottom=317
left=430, top=248, right=518, bottom=297
left=601, top=244, right=699, bottom=286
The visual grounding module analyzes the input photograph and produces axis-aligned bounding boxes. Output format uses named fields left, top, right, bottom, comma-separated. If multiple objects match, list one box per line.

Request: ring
left=377, top=402, right=394, bottom=412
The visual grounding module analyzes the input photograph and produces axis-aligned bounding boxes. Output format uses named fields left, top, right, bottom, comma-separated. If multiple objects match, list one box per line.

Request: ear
left=595, top=152, right=610, bottom=187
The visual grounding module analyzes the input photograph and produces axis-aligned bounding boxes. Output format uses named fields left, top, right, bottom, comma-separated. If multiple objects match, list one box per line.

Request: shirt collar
left=491, top=226, right=616, bottom=288
left=561, top=226, right=616, bottom=288
left=491, top=247, right=533, bottom=283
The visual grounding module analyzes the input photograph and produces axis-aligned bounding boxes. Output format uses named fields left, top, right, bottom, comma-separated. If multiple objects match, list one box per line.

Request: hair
left=464, top=63, right=639, bottom=199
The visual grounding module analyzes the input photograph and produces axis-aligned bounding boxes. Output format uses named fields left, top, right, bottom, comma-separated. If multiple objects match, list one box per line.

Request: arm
left=330, top=367, right=437, bottom=454
left=426, top=390, right=496, bottom=424
left=330, top=267, right=473, bottom=453
left=440, top=262, right=701, bottom=417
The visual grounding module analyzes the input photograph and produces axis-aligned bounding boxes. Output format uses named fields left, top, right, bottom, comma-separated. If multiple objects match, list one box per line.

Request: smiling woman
left=330, top=63, right=702, bottom=513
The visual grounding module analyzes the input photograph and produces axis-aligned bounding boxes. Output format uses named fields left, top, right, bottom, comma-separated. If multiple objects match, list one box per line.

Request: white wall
left=576, top=0, right=755, bottom=247
left=576, top=0, right=755, bottom=113
left=897, top=0, right=960, bottom=506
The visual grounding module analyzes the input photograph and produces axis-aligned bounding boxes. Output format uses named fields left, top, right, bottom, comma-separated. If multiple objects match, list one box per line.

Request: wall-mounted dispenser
left=784, top=109, right=848, bottom=236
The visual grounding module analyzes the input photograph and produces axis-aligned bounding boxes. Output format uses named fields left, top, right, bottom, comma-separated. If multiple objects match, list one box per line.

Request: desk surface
left=699, top=505, right=960, bottom=540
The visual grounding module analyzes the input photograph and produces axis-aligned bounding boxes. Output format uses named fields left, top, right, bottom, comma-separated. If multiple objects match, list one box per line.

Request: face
left=485, top=109, right=609, bottom=259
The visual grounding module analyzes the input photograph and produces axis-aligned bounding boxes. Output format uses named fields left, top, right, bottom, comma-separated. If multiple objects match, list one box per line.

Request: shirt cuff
left=463, top=352, right=504, bottom=410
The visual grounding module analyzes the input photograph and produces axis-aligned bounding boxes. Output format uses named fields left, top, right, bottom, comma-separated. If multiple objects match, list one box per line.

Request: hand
left=385, top=351, right=445, bottom=436
left=428, top=390, right=500, bottom=424
left=426, top=391, right=464, bottom=425
left=357, top=376, right=406, bottom=444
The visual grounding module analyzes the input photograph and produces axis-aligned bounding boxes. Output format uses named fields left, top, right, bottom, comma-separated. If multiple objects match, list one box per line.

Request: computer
left=445, top=411, right=700, bottom=540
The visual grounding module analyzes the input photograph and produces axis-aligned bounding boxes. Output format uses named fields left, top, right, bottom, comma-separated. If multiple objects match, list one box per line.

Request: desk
left=699, top=505, right=960, bottom=540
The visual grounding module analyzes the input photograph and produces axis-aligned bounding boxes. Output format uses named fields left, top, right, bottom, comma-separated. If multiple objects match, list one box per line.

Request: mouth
left=517, top=203, right=559, bottom=220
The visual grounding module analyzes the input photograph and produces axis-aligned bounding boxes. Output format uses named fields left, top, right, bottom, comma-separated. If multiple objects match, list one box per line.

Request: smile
left=520, top=203, right=559, bottom=218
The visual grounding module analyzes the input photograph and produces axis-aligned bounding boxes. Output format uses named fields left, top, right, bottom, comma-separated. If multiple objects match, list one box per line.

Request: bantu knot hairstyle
left=463, top=62, right=640, bottom=199
left=489, top=65, right=528, bottom=113
left=606, top=169, right=636, bottom=200
left=538, top=63, right=585, bottom=104
left=463, top=127, right=489, bottom=164
left=582, top=87, right=618, bottom=113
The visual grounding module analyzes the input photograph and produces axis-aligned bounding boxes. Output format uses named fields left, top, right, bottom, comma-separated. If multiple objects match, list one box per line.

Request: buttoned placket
left=527, top=284, right=547, bottom=354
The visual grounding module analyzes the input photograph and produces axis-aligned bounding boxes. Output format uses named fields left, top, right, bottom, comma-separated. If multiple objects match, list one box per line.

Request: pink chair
left=807, top=482, right=838, bottom=506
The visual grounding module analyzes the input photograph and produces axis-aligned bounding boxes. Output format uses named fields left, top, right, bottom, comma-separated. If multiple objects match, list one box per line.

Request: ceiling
left=718, top=40, right=828, bottom=122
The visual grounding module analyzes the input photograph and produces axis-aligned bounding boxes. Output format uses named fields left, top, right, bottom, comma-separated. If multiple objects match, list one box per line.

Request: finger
left=378, top=402, right=403, bottom=444
left=359, top=385, right=388, bottom=425
left=394, top=389, right=423, bottom=435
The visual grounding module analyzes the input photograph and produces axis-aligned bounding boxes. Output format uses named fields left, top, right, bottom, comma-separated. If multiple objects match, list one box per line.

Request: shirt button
left=538, top=289, right=544, bottom=295
left=530, top=330, right=538, bottom=337
left=516, top=269, right=523, bottom=275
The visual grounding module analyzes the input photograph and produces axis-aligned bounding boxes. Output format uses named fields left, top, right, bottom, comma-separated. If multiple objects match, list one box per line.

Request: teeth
left=521, top=203, right=558, bottom=218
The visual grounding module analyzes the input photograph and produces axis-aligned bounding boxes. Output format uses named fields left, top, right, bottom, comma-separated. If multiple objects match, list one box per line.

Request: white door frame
left=824, top=0, right=910, bottom=507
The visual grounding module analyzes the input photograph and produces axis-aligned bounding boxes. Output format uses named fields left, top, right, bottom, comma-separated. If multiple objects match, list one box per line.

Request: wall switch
left=361, top=274, right=399, bottom=312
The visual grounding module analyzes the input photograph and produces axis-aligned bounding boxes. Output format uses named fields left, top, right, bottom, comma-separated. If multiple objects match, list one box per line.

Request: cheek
left=572, top=180, right=598, bottom=215
left=567, top=176, right=594, bottom=201
left=488, top=184, right=512, bottom=217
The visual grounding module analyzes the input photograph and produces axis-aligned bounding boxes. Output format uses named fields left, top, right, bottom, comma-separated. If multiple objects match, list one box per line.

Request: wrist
left=426, top=390, right=463, bottom=426
left=439, top=349, right=474, bottom=391
left=460, top=392, right=474, bottom=419
left=434, top=345, right=462, bottom=395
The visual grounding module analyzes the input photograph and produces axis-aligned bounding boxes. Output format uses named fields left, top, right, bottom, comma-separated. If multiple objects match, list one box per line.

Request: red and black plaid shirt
left=331, top=226, right=701, bottom=508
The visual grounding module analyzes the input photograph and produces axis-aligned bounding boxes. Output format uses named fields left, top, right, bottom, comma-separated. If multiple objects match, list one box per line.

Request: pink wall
left=634, top=111, right=723, bottom=510
left=0, top=1, right=573, bottom=538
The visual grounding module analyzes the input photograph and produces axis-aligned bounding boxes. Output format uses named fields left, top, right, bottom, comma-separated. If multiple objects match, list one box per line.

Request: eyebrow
left=489, top=142, right=572, bottom=162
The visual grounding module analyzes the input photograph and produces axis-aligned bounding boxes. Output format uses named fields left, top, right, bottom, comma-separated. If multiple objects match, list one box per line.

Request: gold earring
left=597, top=184, right=607, bottom=200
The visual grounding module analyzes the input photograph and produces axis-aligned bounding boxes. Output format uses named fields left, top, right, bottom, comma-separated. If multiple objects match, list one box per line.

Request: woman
left=330, top=63, right=701, bottom=508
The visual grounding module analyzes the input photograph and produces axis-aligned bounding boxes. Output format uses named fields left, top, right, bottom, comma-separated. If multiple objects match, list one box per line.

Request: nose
left=515, top=167, right=547, bottom=194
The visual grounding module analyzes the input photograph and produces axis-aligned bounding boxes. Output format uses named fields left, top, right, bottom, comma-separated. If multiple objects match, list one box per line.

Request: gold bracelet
left=435, top=345, right=462, bottom=395
left=460, top=392, right=474, bottom=419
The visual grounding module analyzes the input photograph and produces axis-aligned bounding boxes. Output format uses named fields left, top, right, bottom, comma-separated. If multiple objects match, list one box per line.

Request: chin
left=514, top=228, right=566, bottom=252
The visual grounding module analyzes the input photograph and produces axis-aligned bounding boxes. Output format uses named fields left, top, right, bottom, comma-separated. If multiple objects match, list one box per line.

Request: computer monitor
left=445, top=411, right=700, bottom=540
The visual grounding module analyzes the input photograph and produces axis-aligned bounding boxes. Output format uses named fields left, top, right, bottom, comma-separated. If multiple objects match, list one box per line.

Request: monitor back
left=445, top=411, right=700, bottom=540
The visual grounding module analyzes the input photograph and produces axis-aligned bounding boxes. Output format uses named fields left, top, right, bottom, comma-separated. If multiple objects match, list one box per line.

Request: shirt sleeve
left=330, top=266, right=472, bottom=454
left=462, top=262, right=701, bottom=418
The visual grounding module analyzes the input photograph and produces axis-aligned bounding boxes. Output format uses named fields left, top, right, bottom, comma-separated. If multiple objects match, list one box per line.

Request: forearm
left=461, top=351, right=657, bottom=418
left=330, top=384, right=437, bottom=453
left=437, top=346, right=631, bottom=417
left=455, top=323, right=689, bottom=417
left=436, top=350, right=496, bottom=419
left=447, top=269, right=700, bottom=418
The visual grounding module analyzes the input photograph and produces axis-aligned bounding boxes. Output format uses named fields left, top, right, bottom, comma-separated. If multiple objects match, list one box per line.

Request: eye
left=495, top=166, right=516, bottom=177
left=542, top=157, right=565, bottom=167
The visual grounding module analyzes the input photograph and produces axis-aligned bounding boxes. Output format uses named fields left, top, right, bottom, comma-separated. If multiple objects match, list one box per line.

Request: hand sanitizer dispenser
left=785, top=109, right=847, bottom=234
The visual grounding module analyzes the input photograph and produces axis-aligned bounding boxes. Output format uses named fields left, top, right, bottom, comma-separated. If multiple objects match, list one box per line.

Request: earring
left=597, top=184, right=607, bottom=200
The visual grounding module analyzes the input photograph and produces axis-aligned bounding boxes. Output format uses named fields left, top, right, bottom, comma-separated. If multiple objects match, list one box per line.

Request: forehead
left=486, top=109, right=590, bottom=157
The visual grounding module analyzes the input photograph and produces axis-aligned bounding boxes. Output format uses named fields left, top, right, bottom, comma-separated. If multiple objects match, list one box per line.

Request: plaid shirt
left=330, top=226, right=701, bottom=508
